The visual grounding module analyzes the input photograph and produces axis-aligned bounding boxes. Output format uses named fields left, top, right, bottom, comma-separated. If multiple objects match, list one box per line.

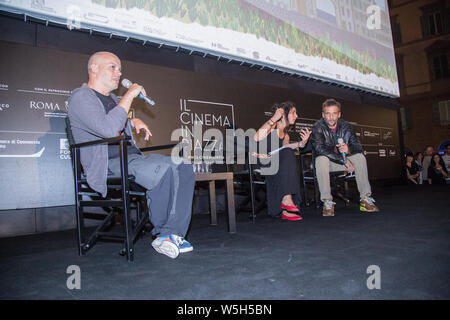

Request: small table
left=195, top=172, right=236, bottom=233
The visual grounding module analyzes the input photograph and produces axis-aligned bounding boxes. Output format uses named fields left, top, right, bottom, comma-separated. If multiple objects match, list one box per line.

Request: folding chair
left=301, top=152, right=357, bottom=211
left=66, top=117, right=175, bottom=261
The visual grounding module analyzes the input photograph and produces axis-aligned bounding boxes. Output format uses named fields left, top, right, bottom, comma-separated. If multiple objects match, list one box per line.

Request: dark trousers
left=264, top=148, right=302, bottom=216
left=109, top=153, right=195, bottom=237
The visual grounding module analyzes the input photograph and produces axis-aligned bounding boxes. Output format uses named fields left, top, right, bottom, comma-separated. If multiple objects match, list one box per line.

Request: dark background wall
left=0, top=14, right=401, bottom=235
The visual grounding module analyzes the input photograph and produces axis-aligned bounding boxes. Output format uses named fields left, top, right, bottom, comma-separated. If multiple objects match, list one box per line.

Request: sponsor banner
left=0, top=41, right=401, bottom=210
left=359, top=126, right=381, bottom=145
left=177, top=98, right=234, bottom=163
left=0, top=131, right=74, bottom=209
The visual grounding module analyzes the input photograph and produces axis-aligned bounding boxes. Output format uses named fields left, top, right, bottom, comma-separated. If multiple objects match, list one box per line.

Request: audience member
left=442, top=144, right=450, bottom=171
left=414, top=152, right=424, bottom=184
left=422, top=146, right=434, bottom=184
left=428, top=153, right=448, bottom=185
left=405, top=154, right=420, bottom=185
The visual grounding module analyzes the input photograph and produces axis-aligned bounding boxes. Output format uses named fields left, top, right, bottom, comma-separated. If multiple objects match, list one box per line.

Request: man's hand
left=130, top=118, right=152, bottom=141
left=336, top=142, right=349, bottom=155
left=344, top=159, right=354, bottom=173
left=118, top=82, right=146, bottom=113
left=126, top=83, right=146, bottom=99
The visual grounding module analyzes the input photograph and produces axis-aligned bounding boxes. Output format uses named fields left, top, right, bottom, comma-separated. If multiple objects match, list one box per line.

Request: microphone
left=337, top=137, right=346, bottom=163
left=121, top=78, right=155, bottom=106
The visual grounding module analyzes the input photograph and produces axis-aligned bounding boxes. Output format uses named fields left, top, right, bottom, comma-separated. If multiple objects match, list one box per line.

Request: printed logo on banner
left=29, top=100, right=68, bottom=118
left=0, top=84, right=10, bottom=111
left=59, top=138, right=71, bottom=160
left=382, top=129, right=393, bottom=142
left=31, top=0, right=54, bottom=12
left=388, top=149, right=397, bottom=157
left=66, top=4, right=82, bottom=30
left=177, top=98, right=234, bottom=163
left=378, top=149, right=386, bottom=157
left=363, top=149, right=379, bottom=157
left=382, top=131, right=392, bottom=140
left=17, top=86, right=70, bottom=117
left=0, top=104, right=10, bottom=111
left=363, top=130, right=380, bottom=139
left=361, top=128, right=381, bottom=145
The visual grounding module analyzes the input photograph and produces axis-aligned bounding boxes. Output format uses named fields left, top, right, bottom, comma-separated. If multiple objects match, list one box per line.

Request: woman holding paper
left=254, top=101, right=312, bottom=221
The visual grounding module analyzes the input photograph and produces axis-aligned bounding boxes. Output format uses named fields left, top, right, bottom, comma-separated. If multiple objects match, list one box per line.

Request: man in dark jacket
left=311, top=98, right=379, bottom=216
left=68, top=52, right=194, bottom=259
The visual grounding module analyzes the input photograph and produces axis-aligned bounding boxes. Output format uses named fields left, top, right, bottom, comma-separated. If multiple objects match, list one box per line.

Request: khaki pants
left=315, top=153, right=372, bottom=202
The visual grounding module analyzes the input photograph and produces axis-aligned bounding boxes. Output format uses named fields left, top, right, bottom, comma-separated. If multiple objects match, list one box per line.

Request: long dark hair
left=431, top=153, right=448, bottom=174
left=271, top=101, right=296, bottom=135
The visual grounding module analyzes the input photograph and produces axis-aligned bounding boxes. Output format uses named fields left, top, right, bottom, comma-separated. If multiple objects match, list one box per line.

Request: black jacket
left=311, top=118, right=363, bottom=165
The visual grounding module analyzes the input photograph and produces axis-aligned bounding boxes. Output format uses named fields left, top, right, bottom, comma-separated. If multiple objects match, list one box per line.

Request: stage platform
left=1, top=183, right=449, bottom=300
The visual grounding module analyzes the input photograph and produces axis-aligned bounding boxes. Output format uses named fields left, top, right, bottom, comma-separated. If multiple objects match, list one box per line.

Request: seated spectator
left=427, top=153, right=448, bottom=185
left=442, top=144, right=450, bottom=171
left=405, top=154, right=420, bottom=185
left=414, top=152, right=424, bottom=184
left=422, top=146, right=434, bottom=184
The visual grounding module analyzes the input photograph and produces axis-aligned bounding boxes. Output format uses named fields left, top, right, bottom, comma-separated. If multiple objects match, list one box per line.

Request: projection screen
left=0, top=0, right=399, bottom=97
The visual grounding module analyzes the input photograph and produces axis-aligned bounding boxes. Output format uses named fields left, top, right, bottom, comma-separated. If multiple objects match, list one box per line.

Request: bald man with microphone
left=68, top=52, right=195, bottom=259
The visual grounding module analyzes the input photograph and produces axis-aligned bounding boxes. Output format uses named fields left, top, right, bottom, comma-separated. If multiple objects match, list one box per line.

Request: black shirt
left=406, top=161, right=419, bottom=175
left=94, top=90, right=140, bottom=159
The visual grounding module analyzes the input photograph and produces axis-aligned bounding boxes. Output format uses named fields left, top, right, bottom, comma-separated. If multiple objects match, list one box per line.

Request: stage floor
left=1, top=183, right=449, bottom=300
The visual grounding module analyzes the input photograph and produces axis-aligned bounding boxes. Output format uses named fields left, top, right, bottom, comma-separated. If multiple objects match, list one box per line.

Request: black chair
left=66, top=117, right=176, bottom=262
left=299, top=151, right=319, bottom=208
left=247, top=157, right=267, bottom=221
left=329, top=171, right=356, bottom=206
left=224, top=135, right=267, bottom=222
left=300, top=152, right=357, bottom=210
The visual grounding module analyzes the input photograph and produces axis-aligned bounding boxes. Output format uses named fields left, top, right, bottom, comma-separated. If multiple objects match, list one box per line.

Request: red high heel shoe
left=281, top=212, right=303, bottom=221
left=281, top=202, right=299, bottom=212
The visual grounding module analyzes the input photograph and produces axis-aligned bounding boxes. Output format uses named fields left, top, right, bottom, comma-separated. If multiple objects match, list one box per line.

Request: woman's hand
left=270, top=108, right=285, bottom=123
left=300, top=128, right=311, bottom=143
left=297, top=128, right=312, bottom=148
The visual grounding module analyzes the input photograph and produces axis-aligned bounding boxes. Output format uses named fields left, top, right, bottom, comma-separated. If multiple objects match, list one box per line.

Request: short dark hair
left=322, top=98, right=341, bottom=112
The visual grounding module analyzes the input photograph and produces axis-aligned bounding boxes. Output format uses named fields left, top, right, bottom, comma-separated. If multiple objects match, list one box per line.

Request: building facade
left=390, top=0, right=450, bottom=154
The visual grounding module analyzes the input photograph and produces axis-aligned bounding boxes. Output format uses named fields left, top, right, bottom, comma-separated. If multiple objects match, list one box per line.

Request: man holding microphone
left=311, top=98, right=379, bottom=216
left=68, top=52, right=195, bottom=259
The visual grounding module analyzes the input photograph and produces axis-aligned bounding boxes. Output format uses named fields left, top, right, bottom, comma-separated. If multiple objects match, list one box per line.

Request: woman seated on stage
left=427, top=153, right=448, bottom=185
left=253, top=101, right=311, bottom=221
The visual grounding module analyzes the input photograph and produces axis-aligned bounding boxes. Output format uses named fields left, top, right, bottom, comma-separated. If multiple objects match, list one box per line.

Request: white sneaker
left=172, top=234, right=194, bottom=253
left=151, top=235, right=180, bottom=259
left=360, top=196, right=379, bottom=212
left=322, top=199, right=336, bottom=216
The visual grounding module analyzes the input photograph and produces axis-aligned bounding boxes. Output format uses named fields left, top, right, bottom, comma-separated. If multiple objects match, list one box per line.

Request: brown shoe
left=322, top=200, right=335, bottom=216
left=360, top=196, right=379, bottom=212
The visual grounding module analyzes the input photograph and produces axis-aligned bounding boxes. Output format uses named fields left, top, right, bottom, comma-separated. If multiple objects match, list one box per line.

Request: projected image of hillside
left=0, top=0, right=399, bottom=96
